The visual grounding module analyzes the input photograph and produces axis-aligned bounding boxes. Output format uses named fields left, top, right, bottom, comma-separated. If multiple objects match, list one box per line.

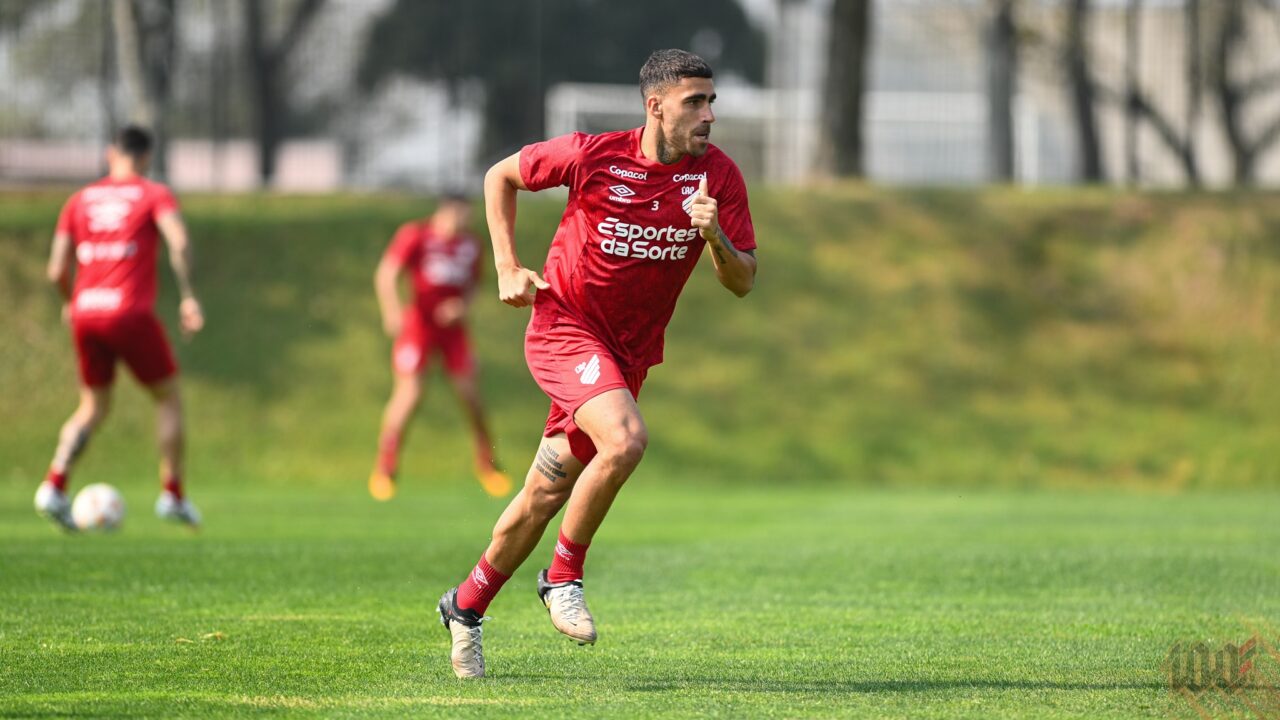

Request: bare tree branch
left=276, top=0, right=324, bottom=64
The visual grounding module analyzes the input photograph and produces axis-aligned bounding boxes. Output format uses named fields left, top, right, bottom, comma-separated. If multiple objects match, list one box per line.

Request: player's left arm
left=690, top=177, right=756, bottom=298
left=47, top=230, right=75, bottom=323
left=156, top=209, right=205, bottom=338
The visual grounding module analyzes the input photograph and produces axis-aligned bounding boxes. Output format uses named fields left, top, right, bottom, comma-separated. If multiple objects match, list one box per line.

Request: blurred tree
left=357, top=0, right=765, bottom=161
left=112, top=0, right=175, bottom=181
left=1211, top=0, right=1280, bottom=185
left=985, top=0, right=1018, bottom=182
left=1064, top=0, right=1103, bottom=182
left=818, top=0, right=871, bottom=178
left=243, top=0, right=325, bottom=187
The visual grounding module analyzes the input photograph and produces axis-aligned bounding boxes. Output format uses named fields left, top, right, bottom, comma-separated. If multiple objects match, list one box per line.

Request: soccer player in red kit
left=437, top=50, right=758, bottom=678
left=369, top=195, right=512, bottom=500
left=34, top=125, right=205, bottom=530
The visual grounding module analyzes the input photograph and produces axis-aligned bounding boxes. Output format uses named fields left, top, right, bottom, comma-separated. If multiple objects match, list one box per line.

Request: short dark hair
left=639, top=49, right=713, bottom=98
left=114, top=125, right=153, bottom=159
left=439, top=191, right=471, bottom=207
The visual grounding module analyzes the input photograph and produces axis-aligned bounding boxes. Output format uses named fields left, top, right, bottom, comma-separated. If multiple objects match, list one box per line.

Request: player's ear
left=646, top=94, right=662, bottom=119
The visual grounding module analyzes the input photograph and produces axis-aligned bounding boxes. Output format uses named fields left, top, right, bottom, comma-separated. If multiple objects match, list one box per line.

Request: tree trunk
left=985, top=0, right=1017, bottom=182
left=1183, top=0, right=1201, bottom=186
left=1213, top=0, right=1252, bottom=184
left=111, top=0, right=174, bottom=180
left=820, top=0, right=872, bottom=177
left=1124, top=0, right=1142, bottom=184
left=1065, top=0, right=1103, bottom=182
left=243, top=0, right=324, bottom=188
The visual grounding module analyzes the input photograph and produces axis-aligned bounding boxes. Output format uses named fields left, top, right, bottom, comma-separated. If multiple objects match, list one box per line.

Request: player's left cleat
left=475, top=467, right=512, bottom=497
left=438, top=587, right=487, bottom=678
left=155, top=491, right=201, bottom=528
left=368, top=470, right=397, bottom=501
left=537, top=569, right=597, bottom=645
left=34, top=481, right=77, bottom=532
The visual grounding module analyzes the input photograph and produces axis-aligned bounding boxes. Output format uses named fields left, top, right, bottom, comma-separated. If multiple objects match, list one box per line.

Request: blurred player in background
left=34, top=125, right=204, bottom=531
left=369, top=195, right=512, bottom=501
left=436, top=49, right=758, bottom=678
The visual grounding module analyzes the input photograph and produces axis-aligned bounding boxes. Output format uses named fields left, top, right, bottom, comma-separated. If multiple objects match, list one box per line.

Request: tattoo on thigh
left=534, top=444, right=568, bottom=483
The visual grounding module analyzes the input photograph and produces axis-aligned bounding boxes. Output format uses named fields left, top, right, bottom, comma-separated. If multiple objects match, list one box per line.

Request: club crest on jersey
left=575, top=355, right=602, bottom=385
left=607, top=184, right=635, bottom=203
left=681, top=194, right=696, bottom=216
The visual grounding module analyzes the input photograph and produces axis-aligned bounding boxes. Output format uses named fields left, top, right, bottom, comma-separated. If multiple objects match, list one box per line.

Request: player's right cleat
left=155, top=491, right=201, bottom=528
left=34, top=481, right=77, bottom=532
left=438, top=587, right=487, bottom=678
left=475, top=467, right=512, bottom=497
left=537, top=569, right=597, bottom=645
left=368, top=470, right=396, bottom=501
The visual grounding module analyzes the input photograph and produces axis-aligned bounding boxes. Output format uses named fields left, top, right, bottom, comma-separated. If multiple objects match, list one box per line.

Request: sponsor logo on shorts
left=575, top=355, right=601, bottom=385
left=394, top=344, right=421, bottom=374
left=609, top=165, right=647, bottom=181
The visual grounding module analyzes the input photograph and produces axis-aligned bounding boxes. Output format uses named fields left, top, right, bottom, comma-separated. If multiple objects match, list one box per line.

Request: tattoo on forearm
left=710, top=228, right=739, bottom=265
left=534, top=444, right=568, bottom=483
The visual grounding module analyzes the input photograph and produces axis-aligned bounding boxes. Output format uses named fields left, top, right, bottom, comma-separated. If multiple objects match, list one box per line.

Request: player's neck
left=107, top=165, right=141, bottom=181
left=640, top=124, right=686, bottom=166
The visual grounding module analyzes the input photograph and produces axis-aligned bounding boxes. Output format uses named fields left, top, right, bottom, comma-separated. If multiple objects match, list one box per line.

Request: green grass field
left=3, top=188, right=1280, bottom=717
left=4, top=481, right=1278, bottom=718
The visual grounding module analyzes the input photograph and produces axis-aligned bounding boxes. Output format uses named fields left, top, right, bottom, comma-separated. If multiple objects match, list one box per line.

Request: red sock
left=547, top=529, right=589, bottom=584
left=456, top=554, right=510, bottom=614
left=46, top=469, right=68, bottom=492
left=378, top=432, right=400, bottom=476
left=163, top=474, right=184, bottom=500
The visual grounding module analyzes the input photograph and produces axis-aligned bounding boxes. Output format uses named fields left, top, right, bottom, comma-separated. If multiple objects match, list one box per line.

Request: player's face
left=435, top=202, right=471, bottom=236
left=658, top=77, right=716, bottom=158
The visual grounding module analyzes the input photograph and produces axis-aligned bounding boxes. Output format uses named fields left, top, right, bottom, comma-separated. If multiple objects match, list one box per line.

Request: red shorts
left=72, top=311, right=178, bottom=388
left=393, top=311, right=474, bottom=377
left=525, top=322, right=647, bottom=464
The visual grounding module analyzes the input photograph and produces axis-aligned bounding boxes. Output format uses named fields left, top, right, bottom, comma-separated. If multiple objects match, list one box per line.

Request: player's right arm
left=484, top=151, right=549, bottom=308
left=157, top=210, right=205, bottom=338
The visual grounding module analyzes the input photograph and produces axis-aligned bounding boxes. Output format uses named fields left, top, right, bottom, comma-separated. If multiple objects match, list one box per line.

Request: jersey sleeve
left=715, top=161, right=756, bottom=252
left=55, top=193, right=79, bottom=236
left=383, top=224, right=420, bottom=267
left=519, top=132, right=587, bottom=191
left=150, top=183, right=179, bottom=220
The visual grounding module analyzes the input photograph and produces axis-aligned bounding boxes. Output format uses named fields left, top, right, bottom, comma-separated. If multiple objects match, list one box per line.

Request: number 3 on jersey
left=651, top=200, right=659, bottom=211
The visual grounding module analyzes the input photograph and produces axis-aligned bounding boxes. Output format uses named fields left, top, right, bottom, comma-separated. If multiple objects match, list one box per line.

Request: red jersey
left=384, top=221, right=482, bottom=316
left=520, top=127, right=756, bottom=372
left=56, top=176, right=179, bottom=318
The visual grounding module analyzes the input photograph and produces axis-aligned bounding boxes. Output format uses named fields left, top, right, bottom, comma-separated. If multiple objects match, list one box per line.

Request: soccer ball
left=71, top=483, right=126, bottom=531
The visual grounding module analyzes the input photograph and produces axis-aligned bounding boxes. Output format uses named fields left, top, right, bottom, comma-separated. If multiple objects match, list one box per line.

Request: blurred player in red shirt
left=34, top=125, right=205, bottom=530
left=436, top=50, right=758, bottom=677
left=369, top=195, right=512, bottom=500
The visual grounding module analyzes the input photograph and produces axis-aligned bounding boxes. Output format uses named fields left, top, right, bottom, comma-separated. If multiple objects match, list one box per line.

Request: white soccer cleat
left=537, top=569, right=597, bottom=645
left=155, top=491, right=201, bottom=528
left=34, top=481, right=77, bottom=532
left=438, top=588, right=487, bottom=678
